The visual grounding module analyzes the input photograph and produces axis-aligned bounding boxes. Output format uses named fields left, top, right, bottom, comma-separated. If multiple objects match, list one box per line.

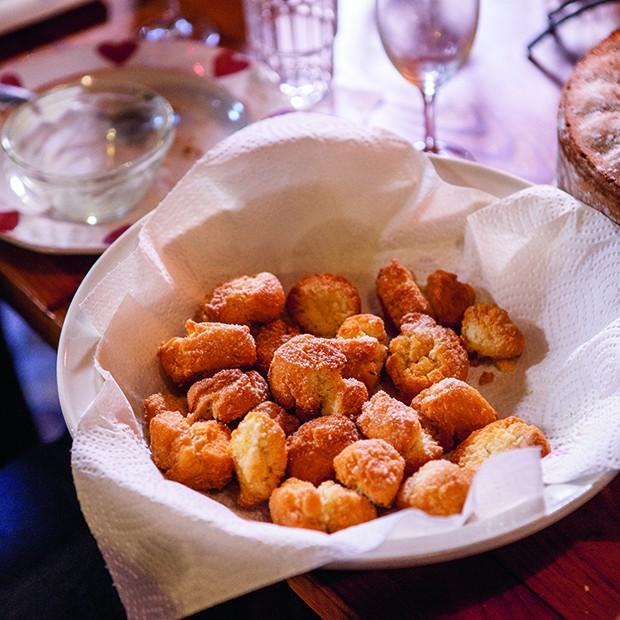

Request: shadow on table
left=0, top=433, right=318, bottom=620
left=294, top=474, right=619, bottom=619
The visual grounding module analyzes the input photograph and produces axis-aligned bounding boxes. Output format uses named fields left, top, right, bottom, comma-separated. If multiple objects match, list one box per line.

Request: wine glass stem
left=421, top=88, right=438, bottom=153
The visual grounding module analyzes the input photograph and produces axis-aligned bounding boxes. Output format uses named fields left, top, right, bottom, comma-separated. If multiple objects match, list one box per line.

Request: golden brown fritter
left=269, top=478, right=325, bottom=531
left=411, top=378, right=497, bottom=451
left=254, top=319, right=301, bottom=375
left=269, top=478, right=377, bottom=532
left=230, top=409, right=287, bottom=506
left=144, top=392, right=187, bottom=424
left=333, top=438, right=405, bottom=507
left=330, top=378, right=369, bottom=421
left=252, top=401, right=301, bottom=436
left=199, top=272, right=285, bottom=325
left=376, top=259, right=432, bottom=329
left=286, top=416, right=360, bottom=485
left=337, top=314, right=388, bottom=344
left=317, top=481, right=377, bottom=532
left=451, top=416, right=551, bottom=471
left=158, top=320, right=256, bottom=384
left=167, top=421, right=234, bottom=491
left=357, top=391, right=443, bottom=473
left=494, top=359, right=517, bottom=373
left=424, top=270, right=475, bottom=329
left=397, top=460, right=473, bottom=516
left=149, top=410, right=188, bottom=471
left=187, top=369, right=268, bottom=424
left=150, top=412, right=234, bottom=491
left=268, top=334, right=368, bottom=419
left=461, top=304, right=525, bottom=360
left=334, top=336, right=387, bottom=391
left=286, top=273, right=361, bottom=337
left=386, top=313, right=469, bottom=399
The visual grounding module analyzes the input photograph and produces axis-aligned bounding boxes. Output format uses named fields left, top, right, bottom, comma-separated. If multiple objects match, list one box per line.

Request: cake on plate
left=558, top=28, right=620, bottom=224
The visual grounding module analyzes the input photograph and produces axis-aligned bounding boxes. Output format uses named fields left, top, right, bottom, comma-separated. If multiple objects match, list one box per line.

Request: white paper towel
left=70, top=113, right=620, bottom=619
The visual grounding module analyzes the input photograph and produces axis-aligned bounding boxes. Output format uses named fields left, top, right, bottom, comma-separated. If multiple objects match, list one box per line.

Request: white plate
left=56, top=155, right=615, bottom=568
left=0, top=39, right=287, bottom=254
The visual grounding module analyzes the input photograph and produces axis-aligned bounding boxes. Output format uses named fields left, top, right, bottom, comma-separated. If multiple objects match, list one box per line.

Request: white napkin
left=71, top=113, right=620, bottom=619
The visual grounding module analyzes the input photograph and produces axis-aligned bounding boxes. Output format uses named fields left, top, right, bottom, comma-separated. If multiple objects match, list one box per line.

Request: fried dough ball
left=166, top=421, right=234, bottom=491
left=150, top=412, right=234, bottom=491
left=230, top=409, right=287, bottom=506
left=397, top=460, right=473, bottom=516
left=376, top=259, right=432, bottom=328
left=318, top=481, right=377, bottom=532
left=286, top=273, right=361, bottom=337
left=254, top=319, right=301, bottom=375
left=159, top=320, right=256, bottom=384
left=386, top=313, right=469, bottom=399
left=333, top=378, right=369, bottom=421
left=334, top=438, right=405, bottom=507
left=336, top=313, right=388, bottom=391
left=269, top=478, right=325, bottom=531
left=425, top=270, right=475, bottom=328
left=335, top=336, right=387, bottom=391
left=187, top=369, right=268, bottom=424
left=337, top=314, right=388, bottom=344
left=286, top=416, right=360, bottom=485
left=149, top=410, right=188, bottom=471
left=253, top=401, right=301, bottom=436
left=200, top=272, right=285, bottom=325
left=461, top=304, right=525, bottom=360
left=269, top=478, right=377, bottom=532
left=357, top=391, right=443, bottom=473
left=451, top=416, right=551, bottom=471
left=268, top=334, right=368, bottom=419
left=144, top=392, right=187, bottom=424
left=411, top=378, right=497, bottom=451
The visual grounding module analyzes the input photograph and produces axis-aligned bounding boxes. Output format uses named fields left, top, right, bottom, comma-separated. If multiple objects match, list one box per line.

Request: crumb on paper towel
left=182, top=144, right=204, bottom=160
left=478, top=371, right=495, bottom=386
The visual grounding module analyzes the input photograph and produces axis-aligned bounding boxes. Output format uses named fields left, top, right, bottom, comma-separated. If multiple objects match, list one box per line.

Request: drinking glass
left=376, top=0, right=479, bottom=157
left=244, top=0, right=338, bottom=110
left=139, top=0, right=220, bottom=46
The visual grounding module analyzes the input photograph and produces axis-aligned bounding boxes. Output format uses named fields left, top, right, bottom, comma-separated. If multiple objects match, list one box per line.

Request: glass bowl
left=0, top=77, right=176, bottom=224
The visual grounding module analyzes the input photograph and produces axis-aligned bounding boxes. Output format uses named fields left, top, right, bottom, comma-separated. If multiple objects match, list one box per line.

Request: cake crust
left=558, top=28, right=620, bottom=222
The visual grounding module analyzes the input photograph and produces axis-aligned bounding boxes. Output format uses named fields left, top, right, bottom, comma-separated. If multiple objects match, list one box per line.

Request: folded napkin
left=71, top=113, right=620, bottom=619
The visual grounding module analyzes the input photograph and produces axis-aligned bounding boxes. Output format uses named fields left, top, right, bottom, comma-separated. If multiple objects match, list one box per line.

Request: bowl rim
left=0, top=77, right=176, bottom=185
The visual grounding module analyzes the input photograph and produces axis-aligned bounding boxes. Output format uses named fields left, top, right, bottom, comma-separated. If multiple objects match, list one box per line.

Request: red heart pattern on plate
left=0, top=73, right=23, bottom=87
left=97, top=40, right=138, bottom=66
left=102, top=224, right=131, bottom=245
left=0, top=211, right=20, bottom=232
left=213, top=49, right=250, bottom=77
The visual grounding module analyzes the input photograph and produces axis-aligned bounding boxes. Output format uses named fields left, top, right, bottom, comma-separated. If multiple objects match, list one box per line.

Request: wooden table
left=0, top=1, right=618, bottom=618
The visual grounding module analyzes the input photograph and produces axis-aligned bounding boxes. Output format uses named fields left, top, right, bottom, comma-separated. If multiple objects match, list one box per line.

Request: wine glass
left=376, top=0, right=479, bottom=157
left=139, top=0, right=221, bottom=47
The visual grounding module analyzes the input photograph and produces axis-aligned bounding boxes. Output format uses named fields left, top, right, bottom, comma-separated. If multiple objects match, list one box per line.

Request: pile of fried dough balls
left=145, top=260, right=549, bottom=533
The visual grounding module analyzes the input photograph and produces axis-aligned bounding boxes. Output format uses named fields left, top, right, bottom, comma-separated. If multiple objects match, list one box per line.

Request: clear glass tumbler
left=244, top=0, right=337, bottom=109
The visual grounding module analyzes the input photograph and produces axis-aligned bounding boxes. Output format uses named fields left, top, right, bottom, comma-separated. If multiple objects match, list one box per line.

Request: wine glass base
left=139, top=17, right=220, bottom=47
left=412, top=140, right=475, bottom=161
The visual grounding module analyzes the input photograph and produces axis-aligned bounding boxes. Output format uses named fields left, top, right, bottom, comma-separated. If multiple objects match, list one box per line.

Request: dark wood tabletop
left=0, top=1, right=618, bottom=618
